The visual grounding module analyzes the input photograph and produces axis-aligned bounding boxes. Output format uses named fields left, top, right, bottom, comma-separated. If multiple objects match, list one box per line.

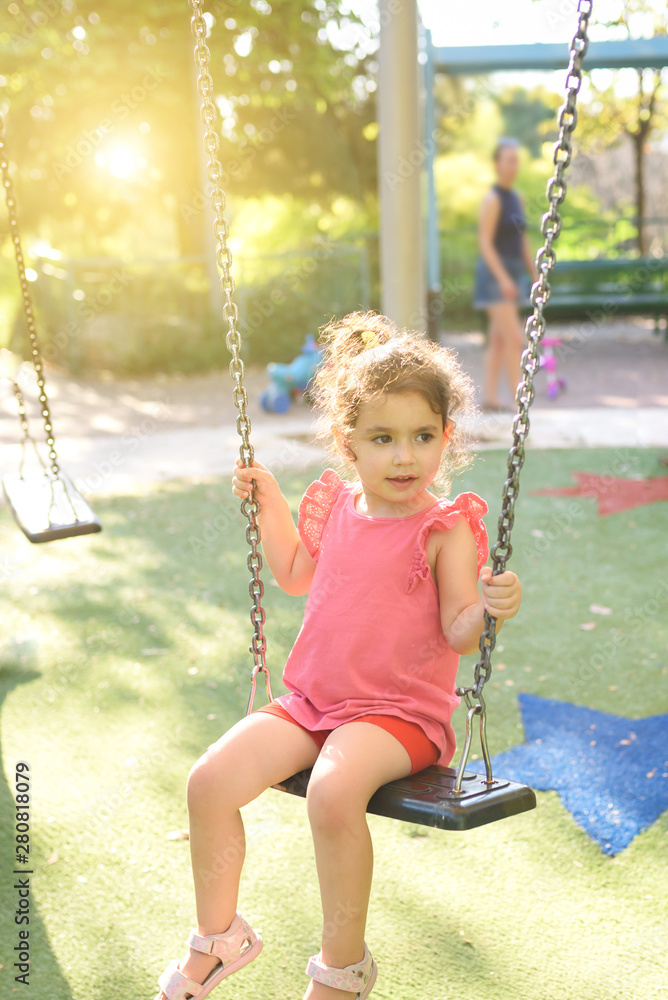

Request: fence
left=22, top=242, right=370, bottom=374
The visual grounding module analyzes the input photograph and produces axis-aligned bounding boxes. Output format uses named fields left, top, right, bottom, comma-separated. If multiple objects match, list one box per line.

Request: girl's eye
left=372, top=435, right=392, bottom=444
left=417, top=433, right=434, bottom=442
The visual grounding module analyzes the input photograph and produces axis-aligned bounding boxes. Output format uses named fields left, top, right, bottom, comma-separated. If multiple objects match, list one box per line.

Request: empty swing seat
left=2, top=471, right=102, bottom=543
left=275, top=763, right=536, bottom=832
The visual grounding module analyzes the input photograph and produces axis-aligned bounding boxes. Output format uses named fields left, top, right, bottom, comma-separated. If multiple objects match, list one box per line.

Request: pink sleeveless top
left=277, top=470, right=489, bottom=766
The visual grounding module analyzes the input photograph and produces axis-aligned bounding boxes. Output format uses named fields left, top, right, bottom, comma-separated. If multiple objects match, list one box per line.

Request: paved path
left=1, top=319, right=666, bottom=495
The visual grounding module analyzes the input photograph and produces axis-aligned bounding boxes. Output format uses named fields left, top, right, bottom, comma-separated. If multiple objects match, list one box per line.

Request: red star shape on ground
left=531, top=473, right=668, bottom=516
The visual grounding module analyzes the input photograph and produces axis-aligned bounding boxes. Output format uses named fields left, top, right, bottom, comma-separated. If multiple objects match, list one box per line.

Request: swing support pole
left=377, top=0, right=425, bottom=329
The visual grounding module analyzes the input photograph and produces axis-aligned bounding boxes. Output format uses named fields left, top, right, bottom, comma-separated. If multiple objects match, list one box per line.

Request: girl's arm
left=434, top=517, right=522, bottom=655
left=232, top=459, right=316, bottom=596
left=478, top=190, right=517, bottom=300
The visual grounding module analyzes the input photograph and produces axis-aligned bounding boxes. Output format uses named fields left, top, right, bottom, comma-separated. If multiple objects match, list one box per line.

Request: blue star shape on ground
left=471, top=694, right=668, bottom=856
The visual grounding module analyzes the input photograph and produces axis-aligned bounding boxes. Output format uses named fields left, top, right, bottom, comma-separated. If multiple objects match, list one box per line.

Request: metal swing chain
left=11, top=381, right=30, bottom=444
left=0, top=111, right=61, bottom=478
left=453, top=0, right=592, bottom=792
left=189, top=0, right=272, bottom=712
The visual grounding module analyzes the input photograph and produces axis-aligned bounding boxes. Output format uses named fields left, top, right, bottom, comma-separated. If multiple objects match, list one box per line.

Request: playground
left=1, top=2, right=668, bottom=1000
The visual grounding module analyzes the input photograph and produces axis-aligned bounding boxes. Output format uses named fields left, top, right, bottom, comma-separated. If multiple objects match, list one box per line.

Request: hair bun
left=319, top=311, right=394, bottom=361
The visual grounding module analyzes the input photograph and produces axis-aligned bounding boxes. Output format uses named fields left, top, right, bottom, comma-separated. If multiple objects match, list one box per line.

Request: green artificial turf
left=0, top=448, right=666, bottom=1000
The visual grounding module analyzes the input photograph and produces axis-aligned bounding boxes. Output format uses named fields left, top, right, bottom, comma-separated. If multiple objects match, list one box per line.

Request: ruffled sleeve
left=297, top=469, right=347, bottom=561
left=406, top=492, right=489, bottom=594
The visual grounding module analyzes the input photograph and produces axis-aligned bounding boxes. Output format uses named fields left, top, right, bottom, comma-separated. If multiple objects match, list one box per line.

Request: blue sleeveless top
left=492, top=184, right=525, bottom=258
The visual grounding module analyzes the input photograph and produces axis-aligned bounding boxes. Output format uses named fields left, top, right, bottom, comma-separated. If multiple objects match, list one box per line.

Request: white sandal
left=306, top=943, right=377, bottom=998
left=155, top=912, right=262, bottom=1000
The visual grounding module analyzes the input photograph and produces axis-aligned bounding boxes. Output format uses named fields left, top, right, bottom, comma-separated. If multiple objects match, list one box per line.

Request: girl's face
left=340, top=390, right=451, bottom=515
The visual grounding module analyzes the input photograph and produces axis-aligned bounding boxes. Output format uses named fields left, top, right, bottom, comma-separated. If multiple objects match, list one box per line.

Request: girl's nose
left=393, top=443, right=414, bottom=464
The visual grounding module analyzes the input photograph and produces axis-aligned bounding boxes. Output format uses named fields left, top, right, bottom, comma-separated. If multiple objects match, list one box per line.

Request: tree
left=543, top=0, right=668, bottom=254
left=1, top=0, right=378, bottom=258
left=495, top=85, right=560, bottom=158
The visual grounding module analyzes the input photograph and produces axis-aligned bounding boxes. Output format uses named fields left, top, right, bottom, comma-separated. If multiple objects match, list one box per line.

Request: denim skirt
left=473, top=255, right=531, bottom=309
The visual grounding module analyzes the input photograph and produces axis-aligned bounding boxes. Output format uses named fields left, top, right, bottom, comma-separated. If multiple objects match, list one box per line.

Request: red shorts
left=257, top=701, right=439, bottom=776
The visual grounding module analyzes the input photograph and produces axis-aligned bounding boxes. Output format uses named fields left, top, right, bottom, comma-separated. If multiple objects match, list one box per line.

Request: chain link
left=456, top=2, right=592, bottom=735
left=0, top=112, right=60, bottom=477
left=11, top=381, right=31, bottom=444
left=188, top=1, right=272, bottom=711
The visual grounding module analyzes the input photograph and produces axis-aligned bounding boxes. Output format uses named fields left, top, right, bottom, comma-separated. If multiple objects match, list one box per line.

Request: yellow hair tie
left=360, top=329, right=380, bottom=349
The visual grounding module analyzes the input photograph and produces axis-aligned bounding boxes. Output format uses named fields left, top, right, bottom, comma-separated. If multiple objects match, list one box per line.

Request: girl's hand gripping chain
left=232, top=458, right=281, bottom=507
left=479, top=567, right=522, bottom=622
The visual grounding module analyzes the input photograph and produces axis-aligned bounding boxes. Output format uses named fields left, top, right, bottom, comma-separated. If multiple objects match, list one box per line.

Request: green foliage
left=433, top=77, right=502, bottom=160
left=1, top=2, right=379, bottom=371
left=1, top=0, right=377, bottom=258
left=534, top=0, right=668, bottom=252
left=11, top=232, right=370, bottom=374
left=496, top=85, right=560, bottom=157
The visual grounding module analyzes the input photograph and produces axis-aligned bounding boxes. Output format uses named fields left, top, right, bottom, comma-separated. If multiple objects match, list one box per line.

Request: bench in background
left=545, top=257, right=668, bottom=339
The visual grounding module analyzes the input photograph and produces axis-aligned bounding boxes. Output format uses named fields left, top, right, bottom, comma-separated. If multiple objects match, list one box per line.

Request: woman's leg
left=484, top=301, right=524, bottom=405
left=304, top=722, right=414, bottom=1000
left=158, top=712, right=319, bottom=998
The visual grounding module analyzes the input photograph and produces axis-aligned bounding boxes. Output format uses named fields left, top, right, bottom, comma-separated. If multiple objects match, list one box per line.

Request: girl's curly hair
left=311, top=310, right=475, bottom=492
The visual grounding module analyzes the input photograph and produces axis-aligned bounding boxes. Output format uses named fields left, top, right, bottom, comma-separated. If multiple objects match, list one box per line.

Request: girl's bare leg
left=157, top=713, right=319, bottom=999
left=304, top=722, right=413, bottom=1000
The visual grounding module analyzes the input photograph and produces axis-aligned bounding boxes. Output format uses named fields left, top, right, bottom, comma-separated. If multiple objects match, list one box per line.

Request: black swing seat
left=275, top=763, right=536, bottom=832
left=2, top=471, right=102, bottom=543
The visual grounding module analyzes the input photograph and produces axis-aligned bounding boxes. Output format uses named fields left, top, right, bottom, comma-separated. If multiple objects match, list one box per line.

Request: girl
left=155, top=312, right=522, bottom=1000
left=473, top=137, right=538, bottom=412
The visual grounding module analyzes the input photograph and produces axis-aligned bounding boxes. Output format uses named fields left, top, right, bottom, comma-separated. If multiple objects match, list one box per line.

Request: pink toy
left=539, top=337, right=567, bottom=400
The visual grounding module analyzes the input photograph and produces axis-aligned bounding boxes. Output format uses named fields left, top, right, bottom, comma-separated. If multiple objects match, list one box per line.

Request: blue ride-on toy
left=260, top=334, right=323, bottom=413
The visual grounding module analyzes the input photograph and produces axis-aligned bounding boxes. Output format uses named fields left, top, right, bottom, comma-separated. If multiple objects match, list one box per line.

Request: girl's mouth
left=387, top=475, right=417, bottom=490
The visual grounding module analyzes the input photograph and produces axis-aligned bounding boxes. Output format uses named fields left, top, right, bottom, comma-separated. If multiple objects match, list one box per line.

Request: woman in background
left=473, top=138, right=538, bottom=412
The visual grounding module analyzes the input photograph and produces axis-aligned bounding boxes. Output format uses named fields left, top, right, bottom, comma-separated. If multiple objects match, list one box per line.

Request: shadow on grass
left=0, top=659, right=75, bottom=1000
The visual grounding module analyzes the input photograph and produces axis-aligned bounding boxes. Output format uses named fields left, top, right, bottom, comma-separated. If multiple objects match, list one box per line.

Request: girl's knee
left=186, top=749, right=235, bottom=813
left=306, top=771, right=365, bottom=831
left=186, top=755, right=214, bottom=812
